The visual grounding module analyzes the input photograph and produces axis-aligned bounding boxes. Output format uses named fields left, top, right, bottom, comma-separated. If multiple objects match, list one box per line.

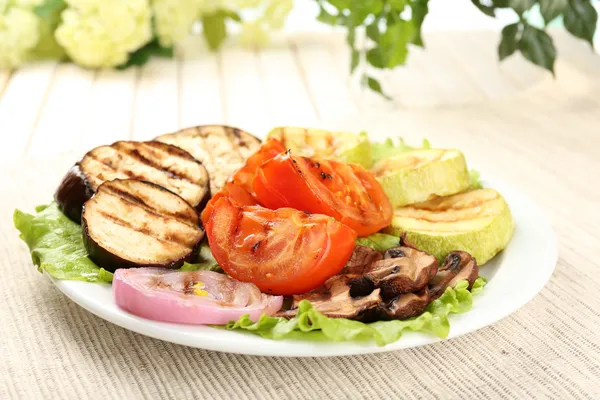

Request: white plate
left=49, top=178, right=557, bottom=357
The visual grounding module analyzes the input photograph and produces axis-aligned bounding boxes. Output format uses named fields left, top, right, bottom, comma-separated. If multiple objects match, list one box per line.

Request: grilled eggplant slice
left=55, top=141, right=210, bottom=222
left=155, top=125, right=261, bottom=194
left=82, top=179, right=204, bottom=272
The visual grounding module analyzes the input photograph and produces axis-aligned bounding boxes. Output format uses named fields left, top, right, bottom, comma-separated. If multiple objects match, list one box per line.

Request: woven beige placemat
left=2, top=79, right=600, bottom=399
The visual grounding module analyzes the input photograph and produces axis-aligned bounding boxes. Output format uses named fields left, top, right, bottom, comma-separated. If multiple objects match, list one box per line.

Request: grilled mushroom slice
left=341, top=245, right=384, bottom=275
left=350, top=246, right=438, bottom=301
left=429, top=251, right=479, bottom=300
left=277, top=275, right=382, bottom=320
left=379, top=287, right=431, bottom=320
left=56, top=141, right=210, bottom=222
left=155, top=125, right=262, bottom=194
left=82, top=179, right=204, bottom=272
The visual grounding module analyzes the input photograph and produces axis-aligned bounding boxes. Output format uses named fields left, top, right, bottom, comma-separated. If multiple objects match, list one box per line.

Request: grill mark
left=86, top=146, right=207, bottom=207
left=410, top=197, right=498, bottom=212
left=159, top=126, right=259, bottom=193
left=85, top=154, right=139, bottom=182
left=222, top=126, right=246, bottom=164
left=393, top=211, right=498, bottom=224
left=182, top=275, right=198, bottom=295
left=95, top=208, right=192, bottom=249
left=116, top=142, right=201, bottom=187
left=104, top=185, right=198, bottom=228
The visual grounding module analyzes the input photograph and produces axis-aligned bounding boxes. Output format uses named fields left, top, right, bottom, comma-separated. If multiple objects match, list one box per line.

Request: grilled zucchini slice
left=155, top=125, right=262, bottom=194
left=55, top=141, right=210, bottom=222
left=82, top=179, right=204, bottom=272
left=267, top=127, right=372, bottom=168
left=372, top=149, right=471, bottom=208
left=384, top=188, right=514, bottom=265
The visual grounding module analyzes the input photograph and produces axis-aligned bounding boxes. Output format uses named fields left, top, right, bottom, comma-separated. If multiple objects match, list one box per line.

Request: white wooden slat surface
left=219, top=48, right=272, bottom=135
left=131, top=59, right=180, bottom=140
left=179, top=47, right=225, bottom=127
left=258, top=45, right=318, bottom=126
left=0, top=62, right=57, bottom=161
left=291, top=40, right=358, bottom=119
left=27, top=65, right=96, bottom=158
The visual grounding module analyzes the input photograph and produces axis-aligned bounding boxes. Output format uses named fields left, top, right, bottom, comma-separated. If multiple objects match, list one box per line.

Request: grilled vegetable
left=350, top=246, right=438, bottom=300
left=200, top=138, right=286, bottom=225
left=114, top=268, right=283, bottom=325
left=205, top=197, right=356, bottom=295
left=155, top=125, right=262, bottom=194
left=372, top=149, right=471, bottom=208
left=254, top=153, right=392, bottom=237
left=429, top=251, right=479, bottom=300
left=276, top=275, right=382, bottom=320
left=82, top=179, right=204, bottom=272
left=268, top=126, right=372, bottom=168
left=385, top=189, right=514, bottom=265
left=55, top=141, right=210, bottom=222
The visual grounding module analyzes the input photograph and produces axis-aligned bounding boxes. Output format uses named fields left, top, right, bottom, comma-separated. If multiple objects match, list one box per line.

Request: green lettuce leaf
left=356, top=233, right=400, bottom=251
left=14, top=203, right=225, bottom=283
left=371, top=136, right=431, bottom=164
left=227, top=278, right=486, bottom=346
left=179, top=243, right=224, bottom=273
left=14, top=203, right=114, bottom=283
left=470, top=169, right=483, bottom=189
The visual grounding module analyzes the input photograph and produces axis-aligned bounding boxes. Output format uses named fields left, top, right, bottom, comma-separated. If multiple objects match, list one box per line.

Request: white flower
left=152, top=0, right=201, bottom=47
left=0, top=6, right=40, bottom=69
left=56, top=0, right=152, bottom=68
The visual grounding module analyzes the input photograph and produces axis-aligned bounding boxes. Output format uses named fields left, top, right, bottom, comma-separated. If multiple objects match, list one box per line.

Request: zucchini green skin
left=385, top=198, right=515, bottom=265
left=375, top=150, right=471, bottom=208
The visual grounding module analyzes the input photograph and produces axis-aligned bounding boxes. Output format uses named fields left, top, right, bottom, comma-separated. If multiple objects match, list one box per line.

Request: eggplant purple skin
left=54, top=163, right=211, bottom=226
left=54, top=164, right=94, bottom=224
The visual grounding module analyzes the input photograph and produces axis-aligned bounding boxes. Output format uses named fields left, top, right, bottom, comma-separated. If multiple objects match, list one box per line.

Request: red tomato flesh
left=205, top=197, right=357, bottom=295
left=254, top=153, right=393, bottom=237
left=201, top=138, right=286, bottom=225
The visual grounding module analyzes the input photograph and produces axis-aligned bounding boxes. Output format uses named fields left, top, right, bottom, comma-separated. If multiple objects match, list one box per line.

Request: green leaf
left=366, top=21, right=380, bottom=41
left=471, top=0, right=497, bottom=17
left=350, top=49, right=360, bottom=73
left=499, top=22, right=520, bottom=60
left=317, top=6, right=339, bottom=25
left=370, top=136, right=431, bottom=163
left=563, top=0, right=598, bottom=46
left=227, top=278, right=487, bottom=345
left=539, top=0, right=568, bottom=24
left=202, top=12, right=228, bottom=51
left=34, top=0, right=65, bottom=18
left=509, top=0, right=536, bottom=15
left=366, top=76, right=391, bottom=100
left=518, top=24, right=556, bottom=74
left=328, top=0, right=351, bottom=11
left=390, top=0, right=407, bottom=10
left=347, top=26, right=356, bottom=47
left=356, top=233, right=400, bottom=252
left=366, top=48, right=385, bottom=68
left=14, top=203, right=113, bottom=283
left=14, top=202, right=223, bottom=283
left=118, top=39, right=173, bottom=69
left=221, top=10, right=242, bottom=23
left=470, top=169, right=484, bottom=189
left=379, top=19, right=413, bottom=68
left=410, top=0, right=429, bottom=47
